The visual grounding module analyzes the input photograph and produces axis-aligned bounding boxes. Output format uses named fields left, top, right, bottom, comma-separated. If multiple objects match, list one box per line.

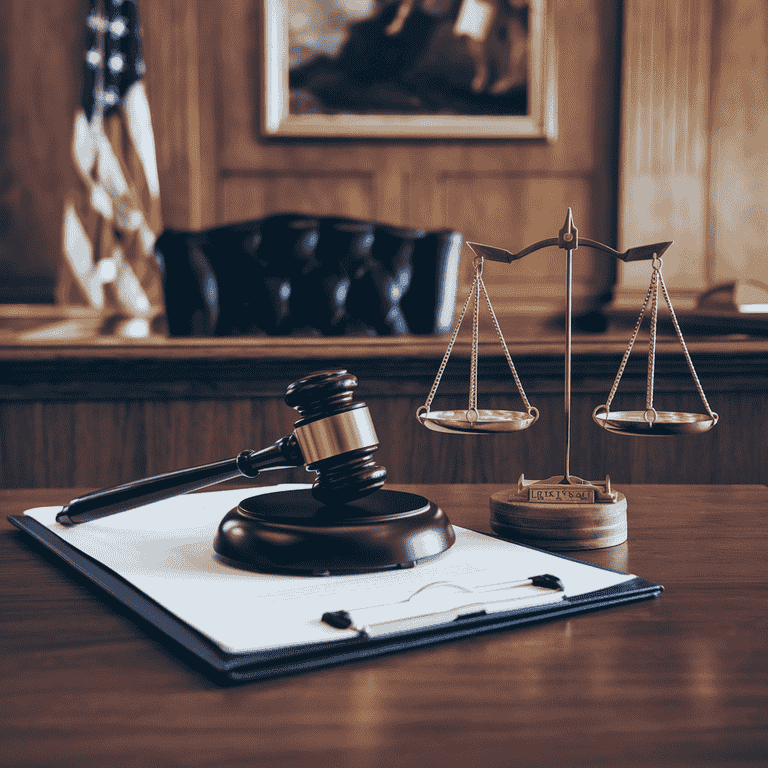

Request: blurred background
left=3, top=0, right=764, bottom=321
left=1, top=1, right=766, bottom=492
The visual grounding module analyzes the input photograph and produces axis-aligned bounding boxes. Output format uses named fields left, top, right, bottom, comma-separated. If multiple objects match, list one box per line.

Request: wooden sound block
left=489, top=490, right=628, bottom=550
left=214, top=488, right=455, bottom=575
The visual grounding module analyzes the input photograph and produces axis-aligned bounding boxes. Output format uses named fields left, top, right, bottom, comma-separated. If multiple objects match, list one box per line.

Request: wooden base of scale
left=489, top=476, right=628, bottom=551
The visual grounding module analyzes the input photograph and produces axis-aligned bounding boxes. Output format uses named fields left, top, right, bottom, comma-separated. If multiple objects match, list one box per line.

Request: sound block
left=490, top=491, right=628, bottom=550
left=213, top=489, right=455, bottom=575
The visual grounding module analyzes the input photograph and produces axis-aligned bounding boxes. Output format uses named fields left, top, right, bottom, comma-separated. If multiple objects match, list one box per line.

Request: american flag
left=58, top=0, right=164, bottom=321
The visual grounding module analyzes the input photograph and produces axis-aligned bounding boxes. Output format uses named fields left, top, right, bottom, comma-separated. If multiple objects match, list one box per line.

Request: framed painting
left=262, top=0, right=557, bottom=139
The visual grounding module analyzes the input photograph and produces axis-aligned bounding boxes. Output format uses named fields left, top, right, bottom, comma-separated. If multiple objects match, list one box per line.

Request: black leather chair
left=154, top=214, right=462, bottom=336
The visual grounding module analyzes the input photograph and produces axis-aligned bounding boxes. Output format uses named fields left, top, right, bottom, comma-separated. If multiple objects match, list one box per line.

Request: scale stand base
left=489, top=476, right=628, bottom=551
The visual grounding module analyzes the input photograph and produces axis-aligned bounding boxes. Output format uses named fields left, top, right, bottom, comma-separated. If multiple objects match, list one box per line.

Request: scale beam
left=467, top=238, right=674, bottom=263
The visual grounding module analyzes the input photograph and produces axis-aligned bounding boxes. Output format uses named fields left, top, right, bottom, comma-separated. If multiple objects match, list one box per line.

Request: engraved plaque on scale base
left=490, top=476, right=628, bottom=551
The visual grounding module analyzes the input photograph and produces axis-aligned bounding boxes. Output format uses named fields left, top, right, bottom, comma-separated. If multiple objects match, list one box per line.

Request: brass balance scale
left=416, top=210, right=718, bottom=551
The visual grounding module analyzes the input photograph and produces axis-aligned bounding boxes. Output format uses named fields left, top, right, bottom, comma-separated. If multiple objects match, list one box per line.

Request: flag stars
left=86, top=49, right=102, bottom=68
left=87, top=13, right=109, bottom=33
left=82, top=1, right=145, bottom=118
left=110, top=17, right=128, bottom=38
left=108, top=52, right=125, bottom=73
left=97, top=87, right=120, bottom=107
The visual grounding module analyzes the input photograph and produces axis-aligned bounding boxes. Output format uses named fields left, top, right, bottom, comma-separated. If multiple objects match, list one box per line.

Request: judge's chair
left=154, top=214, right=462, bottom=337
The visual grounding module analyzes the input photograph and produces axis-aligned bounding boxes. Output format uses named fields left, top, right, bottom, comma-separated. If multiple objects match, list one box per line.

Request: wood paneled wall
left=618, top=0, right=713, bottom=305
left=0, top=0, right=86, bottom=302
left=707, top=0, right=768, bottom=287
left=210, top=0, right=623, bottom=319
left=1, top=0, right=624, bottom=318
left=617, top=0, right=768, bottom=306
left=5, top=1, right=765, bottom=313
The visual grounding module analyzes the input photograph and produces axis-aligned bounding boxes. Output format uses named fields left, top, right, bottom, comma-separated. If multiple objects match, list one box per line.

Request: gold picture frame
left=262, top=0, right=557, bottom=139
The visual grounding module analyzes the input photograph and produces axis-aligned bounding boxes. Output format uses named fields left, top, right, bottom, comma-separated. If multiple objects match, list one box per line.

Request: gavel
left=56, top=370, right=387, bottom=525
left=56, top=369, right=454, bottom=575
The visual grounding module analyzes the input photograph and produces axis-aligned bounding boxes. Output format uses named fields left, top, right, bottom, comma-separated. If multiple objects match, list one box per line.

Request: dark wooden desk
left=2, top=484, right=767, bottom=768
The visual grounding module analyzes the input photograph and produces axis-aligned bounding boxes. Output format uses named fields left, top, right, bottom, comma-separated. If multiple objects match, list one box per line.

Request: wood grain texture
left=0, top=0, right=84, bottom=301
left=490, top=489, right=628, bottom=549
left=220, top=172, right=376, bottom=224
left=143, top=0, right=211, bottom=229
left=1, top=484, right=767, bottom=768
left=707, top=0, right=768, bottom=286
left=1, top=337, right=766, bottom=489
left=617, top=0, right=714, bottom=304
left=441, top=173, right=614, bottom=314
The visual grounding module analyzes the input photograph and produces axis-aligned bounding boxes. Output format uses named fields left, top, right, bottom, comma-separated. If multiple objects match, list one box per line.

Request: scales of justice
left=417, top=209, right=719, bottom=551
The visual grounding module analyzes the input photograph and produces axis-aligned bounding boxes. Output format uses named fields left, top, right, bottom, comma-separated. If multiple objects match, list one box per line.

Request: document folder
left=9, top=485, right=663, bottom=685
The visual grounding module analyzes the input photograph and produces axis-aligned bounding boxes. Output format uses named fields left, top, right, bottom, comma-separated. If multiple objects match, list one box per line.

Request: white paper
left=24, top=485, right=635, bottom=654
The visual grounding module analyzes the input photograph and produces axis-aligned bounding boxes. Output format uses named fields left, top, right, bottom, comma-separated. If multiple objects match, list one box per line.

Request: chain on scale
left=594, top=256, right=718, bottom=426
left=418, top=256, right=537, bottom=427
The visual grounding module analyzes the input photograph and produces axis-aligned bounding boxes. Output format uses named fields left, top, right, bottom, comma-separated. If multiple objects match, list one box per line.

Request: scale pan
left=593, top=410, right=716, bottom=436
left=419, top=409, right=537, bottom=434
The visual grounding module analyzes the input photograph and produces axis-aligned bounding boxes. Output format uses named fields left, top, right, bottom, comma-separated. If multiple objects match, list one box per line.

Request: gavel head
left=284, top=370, right=387, bottom=505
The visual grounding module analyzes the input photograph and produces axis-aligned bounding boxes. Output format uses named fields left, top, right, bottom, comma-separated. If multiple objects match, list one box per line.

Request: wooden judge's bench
left=1, top=316, right=766, bottom=491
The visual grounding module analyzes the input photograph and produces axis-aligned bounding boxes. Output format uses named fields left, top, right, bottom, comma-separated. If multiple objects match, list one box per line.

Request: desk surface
left=2, top=484, right=767, bottom=768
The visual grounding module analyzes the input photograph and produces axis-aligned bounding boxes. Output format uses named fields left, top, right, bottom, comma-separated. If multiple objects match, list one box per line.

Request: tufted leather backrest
left=154, top=214, right=462, bottom=336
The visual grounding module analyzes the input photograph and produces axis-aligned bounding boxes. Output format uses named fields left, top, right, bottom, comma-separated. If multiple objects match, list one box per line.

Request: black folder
left=9, top=507, right=662, bottom=686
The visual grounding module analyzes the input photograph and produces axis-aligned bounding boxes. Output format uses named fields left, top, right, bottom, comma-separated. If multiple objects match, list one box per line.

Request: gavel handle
left=55, top=435, right=305, bottom=525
